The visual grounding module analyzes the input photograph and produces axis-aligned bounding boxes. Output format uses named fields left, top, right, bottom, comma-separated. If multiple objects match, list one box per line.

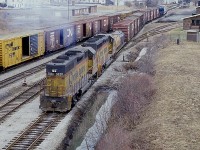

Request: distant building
left=78, top=0, right=106, bottom=4
left=0, top=0, right=6, bottom=3
left=183, top=14, right=200, bottom=30
left=6, top=0, right=51, bottom=8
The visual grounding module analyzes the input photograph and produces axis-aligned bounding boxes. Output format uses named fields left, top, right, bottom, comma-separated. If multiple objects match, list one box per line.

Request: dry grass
left=131, top=41, right=200, bottom=149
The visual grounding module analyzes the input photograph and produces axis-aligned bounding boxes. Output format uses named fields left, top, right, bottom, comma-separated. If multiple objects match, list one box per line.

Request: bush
left=124, top=1, right=133, bottom=7
left=123, top=62, right=138, bottom=71
left=113, top=74, right=155, bottom=124
left=96, top=73, right=156, bottom=149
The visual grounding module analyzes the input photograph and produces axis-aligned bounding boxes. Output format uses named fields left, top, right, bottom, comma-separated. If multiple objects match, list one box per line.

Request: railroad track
left=4, top=113, right=65, bottom=150
left=0, top=79, right=44, bottom=124
left=1, top=21, right=180, bottom=150
left=0, top=64, right=46, bottom=89
left=0, top=23, right=178, bottom=125
left=126, top=22, right=179, bottom=49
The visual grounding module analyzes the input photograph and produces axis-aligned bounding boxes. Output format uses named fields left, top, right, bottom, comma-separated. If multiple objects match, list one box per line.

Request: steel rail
left=0, top=79, right=45, bottom=123
left=5, top=113, right=64, bottom=150
left=0, top=64, right=46, bottom=89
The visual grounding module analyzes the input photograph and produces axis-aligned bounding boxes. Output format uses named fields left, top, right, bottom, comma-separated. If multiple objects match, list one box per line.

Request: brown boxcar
left=99, top=16, right=109, bottom=33
left=140, top=10, right=148, bottom=24
left=157, top=9, right=159, bottom=18
left=45, top=27, right=64, bottom=52
left=150, top=9, right=154, bottom=21
left=125, top=15, right=139, bottom=35
left=153, top=8, right=158, bottom=19
left=117, top=10, right=133, bottom=20
left=132, top=12, right=145, bottom=30
left=103, top=13, right=121, bottom=31
left=144, top=11, right=148, bottom=23
left=113, top=19, right=134, bottom=42
left=146, top=10, right=151, bottom=22
left=92, top=19, right=101, bottom=35
left=74, top=19, right=93, bottom=39
left=84, top=22, right=93, bottom=38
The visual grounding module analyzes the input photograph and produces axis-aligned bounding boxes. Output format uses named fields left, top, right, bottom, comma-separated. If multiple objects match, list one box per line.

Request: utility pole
left=68, top=0, right=70, bottom=20
left=117, top=0, right=119, bottom=11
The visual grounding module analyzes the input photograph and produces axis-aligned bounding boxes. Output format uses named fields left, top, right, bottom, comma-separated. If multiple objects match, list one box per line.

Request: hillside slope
left=133, top=41, right=200, bottom=149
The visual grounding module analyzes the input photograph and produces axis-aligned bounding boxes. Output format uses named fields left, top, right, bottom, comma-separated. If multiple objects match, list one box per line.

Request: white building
left=0, top=0, right=6, bottom=3
left=78, top=0, right=106, bottom=4
left=7, top=0, right=50, bottom=8
left=113, top=0, right=126, bottom=6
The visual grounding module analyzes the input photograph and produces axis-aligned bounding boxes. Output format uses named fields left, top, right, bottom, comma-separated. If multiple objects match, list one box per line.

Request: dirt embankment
left=96, top=29, right=200, bottom=149
left=137, top=41, right=200, bottom=149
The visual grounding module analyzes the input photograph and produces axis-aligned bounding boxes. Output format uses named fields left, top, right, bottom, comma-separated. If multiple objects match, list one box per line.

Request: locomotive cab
left=40, top=47, right=91, bottom=112
left=40, top=58, right=73, bottom=112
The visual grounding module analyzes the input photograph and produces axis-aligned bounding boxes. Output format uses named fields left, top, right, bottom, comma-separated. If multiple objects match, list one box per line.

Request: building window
left=197, top=20, right=200, bottom=25
left=192, top=20, right=195, bottom=25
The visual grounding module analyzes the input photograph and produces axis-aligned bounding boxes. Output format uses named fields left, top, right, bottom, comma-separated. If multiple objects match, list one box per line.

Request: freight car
left=158, top=5, right=167, bottom=16
left=0, top=8, right=161, bottom=71
left=112, top=8, right=162, bottom=42
left=40, top=31, right=125, bottom=112
left=0, top=30, right=45, bottom=70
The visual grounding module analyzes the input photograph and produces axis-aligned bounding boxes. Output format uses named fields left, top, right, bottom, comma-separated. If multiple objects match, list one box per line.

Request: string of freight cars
left=2, top=22, right=179, bottom=150
left=0, top=7, right=164, bottom=71
left=0, top=22, right=177, bottom=124
left=0, top=21, right=177, bottom=90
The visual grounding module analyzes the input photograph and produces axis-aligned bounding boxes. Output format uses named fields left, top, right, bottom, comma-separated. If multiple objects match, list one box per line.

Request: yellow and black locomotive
left=40, top=31, right=125, bottom=112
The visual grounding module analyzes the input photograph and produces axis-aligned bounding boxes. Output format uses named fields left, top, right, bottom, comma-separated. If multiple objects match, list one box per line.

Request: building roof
left=186, top=29, right=199, bottom=32
left=183, top=14, right=200, bottom=20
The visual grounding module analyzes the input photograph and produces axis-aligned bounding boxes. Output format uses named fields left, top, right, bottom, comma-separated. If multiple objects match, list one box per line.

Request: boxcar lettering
left=67, top=29, right=73, bottom=37
left=9, top=52, right=15, bottom=58
left=50, top=32, right=55, bottom=48
left=89, top=23, right=92, bottom=30
left=104, top=20, right=106, bottom=26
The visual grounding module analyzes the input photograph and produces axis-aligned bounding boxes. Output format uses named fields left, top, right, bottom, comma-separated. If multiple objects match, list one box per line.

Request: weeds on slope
left=95, top=34, right=170, bottom=150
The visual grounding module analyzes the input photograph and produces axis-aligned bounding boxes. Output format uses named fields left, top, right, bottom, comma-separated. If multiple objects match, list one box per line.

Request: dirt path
left=133, top=41, right=200, bottom=149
